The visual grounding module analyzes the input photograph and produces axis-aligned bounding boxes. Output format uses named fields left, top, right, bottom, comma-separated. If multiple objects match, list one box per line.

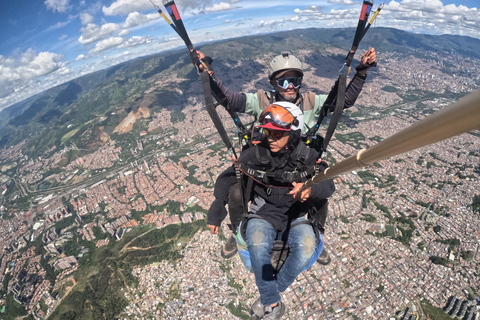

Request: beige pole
left=302, top=88, right=480, bottom=190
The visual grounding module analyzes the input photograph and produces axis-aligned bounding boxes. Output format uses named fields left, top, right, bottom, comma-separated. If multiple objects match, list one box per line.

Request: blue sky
left=0, top=0, right=478, bottom=111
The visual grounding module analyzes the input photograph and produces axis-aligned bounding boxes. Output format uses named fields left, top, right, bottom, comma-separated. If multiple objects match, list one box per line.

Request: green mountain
left=1, top=27, right=479, bottom=157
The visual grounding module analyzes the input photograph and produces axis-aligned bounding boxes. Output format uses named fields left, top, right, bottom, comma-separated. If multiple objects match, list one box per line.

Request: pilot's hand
left=357, top=47, right=377, bottom=76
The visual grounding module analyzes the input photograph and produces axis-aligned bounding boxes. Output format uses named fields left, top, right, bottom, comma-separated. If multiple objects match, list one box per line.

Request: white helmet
left=267, top=53, right=303, bottom=79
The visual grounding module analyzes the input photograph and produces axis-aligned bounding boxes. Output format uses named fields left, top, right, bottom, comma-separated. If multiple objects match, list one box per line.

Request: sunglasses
left=265, top=129, right=288, bottom=139
left=275, top=77, right=302, bottom=89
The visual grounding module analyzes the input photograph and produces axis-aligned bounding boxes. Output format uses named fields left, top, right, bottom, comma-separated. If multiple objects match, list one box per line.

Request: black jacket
left=238, top=141, right=335, bottom=231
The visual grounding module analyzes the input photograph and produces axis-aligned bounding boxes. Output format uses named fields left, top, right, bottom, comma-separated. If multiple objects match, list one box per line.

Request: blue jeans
left=246, top=216, right=321, bottom=306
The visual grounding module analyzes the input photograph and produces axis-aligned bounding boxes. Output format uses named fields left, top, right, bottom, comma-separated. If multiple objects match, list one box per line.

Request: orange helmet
left=257, top=102, right=303, bottom=132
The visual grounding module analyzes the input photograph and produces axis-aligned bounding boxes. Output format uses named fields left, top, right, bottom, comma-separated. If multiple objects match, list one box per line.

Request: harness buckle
left=247, top=168, right=265, bottom=179
left=284, top=171, right=293, bottom=182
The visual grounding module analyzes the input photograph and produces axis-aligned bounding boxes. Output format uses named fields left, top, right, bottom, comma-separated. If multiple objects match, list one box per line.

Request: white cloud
left=118, top=29, right=131, bottom=37
left=0, top=50, right=64, bottom=99
left=294, top=6, right=324, bottom=14
left=258, top=19, right=285, bottom=28
left=117, top=36, right=151, bottom=49
left=57, top=66, right=71, bottom=75
left=175, top=0, right=215, bottom=12
left=328, top=0, right=358, bottom=5
left=294, top=6, right=358, bottom=22
left=124, top=12, right=159, bottom=28
left=383, top=0, right=480, bottom=37
left=103, top=0, right=223, bottom=16
left=79, top=22, right=121, bottom=45
left=103, top=0, right=151, bottom=16
left=80, top=12, right=94, bottom=25
left=91, top=37, right=125, bottom=53
left=77, top=11, right=159, bottom=48
left=205, top=2, right=236, bottom=12
left=291, top=0, right=479, bottom=40
left=3, top=0, right=480, bottom=112
left=47, top=20, right=70, bottom=31
left=74, top=54, right=86, bottom=61
left=44, top=0, right=69, bottom=13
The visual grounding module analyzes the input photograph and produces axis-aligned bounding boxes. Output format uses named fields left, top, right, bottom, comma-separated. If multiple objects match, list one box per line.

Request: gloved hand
left=191, top=50, right=213, bottom=73
left=356, top=47, right=377, bottom=76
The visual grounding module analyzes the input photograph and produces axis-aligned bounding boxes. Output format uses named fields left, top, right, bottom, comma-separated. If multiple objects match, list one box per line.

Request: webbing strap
left=345, top=0, right=373, bottom=68
left=323, top=73, right=346, bottom=151
left=237, top=163, right=316, bottom=185
left=308, top=0, right=377, bottom=152
left=199, top=69, right=237, bottom=157
left=208, top=76, right=249, bottom=136
left=243, top=176, right=254, bottom=213
left=164, top=1, right=191, bottom=46
left=159, top=1, right=239, bottom=157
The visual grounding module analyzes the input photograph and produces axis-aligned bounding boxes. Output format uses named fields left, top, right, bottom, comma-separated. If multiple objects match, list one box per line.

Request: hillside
left=1, top=27, right=479, bottom=158
left=0, top=26, right=479, bottom=320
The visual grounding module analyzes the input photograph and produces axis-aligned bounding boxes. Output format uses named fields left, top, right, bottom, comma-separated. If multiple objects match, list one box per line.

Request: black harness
left=237, top=142, right=318, bottom=187
left=235, top=142, right=322, bottom=274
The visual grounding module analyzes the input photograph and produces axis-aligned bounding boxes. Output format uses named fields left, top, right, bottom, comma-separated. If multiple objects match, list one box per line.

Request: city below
left=0, top=30, right=479, bottom=320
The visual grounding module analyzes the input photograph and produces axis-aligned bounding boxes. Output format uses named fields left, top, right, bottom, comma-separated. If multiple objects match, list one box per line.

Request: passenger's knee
left=302, top=235, right=316, bottom=256
left=250, top=229, right=267, bottom=246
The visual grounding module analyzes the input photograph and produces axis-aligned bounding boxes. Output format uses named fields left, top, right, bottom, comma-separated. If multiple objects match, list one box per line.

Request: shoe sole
left=263, top=302, right=285, bottom=319
left=316, top=256, right=331, bottom=265
left=221, top=248, right=238, bottom=259
left=251, top=298, right=264, bottom=319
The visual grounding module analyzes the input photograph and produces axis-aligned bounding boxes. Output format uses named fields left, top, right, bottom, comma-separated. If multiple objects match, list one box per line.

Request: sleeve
left=211, top=73, right=248, bottom=113
left=309, top=177, right=335, bottom=201
left=344, top=73, right=366, bottom=109
left=237, top=147, right=258, bottom=167
left=244, top=93, right=264, bottom=119
left=211, top=73, right=264, bottom=119
left=308, top=160, right=335, bottom=201
left=313, top=73, right=366, bottom=115
left=206, top=200, right=227, bottom=226
left=314, top=94, right=328, bottom=118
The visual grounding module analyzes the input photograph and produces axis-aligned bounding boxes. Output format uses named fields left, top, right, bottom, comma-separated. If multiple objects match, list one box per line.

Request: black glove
left=202, top=56, right=213, bottom=65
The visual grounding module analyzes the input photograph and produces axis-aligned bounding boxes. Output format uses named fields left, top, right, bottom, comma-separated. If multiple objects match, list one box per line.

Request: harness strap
left=244, top=175, right=254, bottom=213
left=323, top=73, right=347, bottom=151
left=255, top=144, right=271, bottom=165
left=197, top=65, right=237, bottom=157
left=307, top=0, right=380, bottom=153
left=345, top=0, right=373, bottom=69
left=237, top=163, right=315, bottom=185
left=156, top=0, right=250, bottom=156
left=208, top=75, right=250, bottom=139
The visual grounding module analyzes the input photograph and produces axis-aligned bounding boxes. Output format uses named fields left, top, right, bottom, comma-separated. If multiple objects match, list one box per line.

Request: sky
left=0, top=0, right=479, bottom=111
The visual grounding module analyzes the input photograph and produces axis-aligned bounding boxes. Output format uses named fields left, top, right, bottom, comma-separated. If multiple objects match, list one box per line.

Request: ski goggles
left=275, top=77, right=302, bottom=89
left=264, top=129, right=288, bottom=139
